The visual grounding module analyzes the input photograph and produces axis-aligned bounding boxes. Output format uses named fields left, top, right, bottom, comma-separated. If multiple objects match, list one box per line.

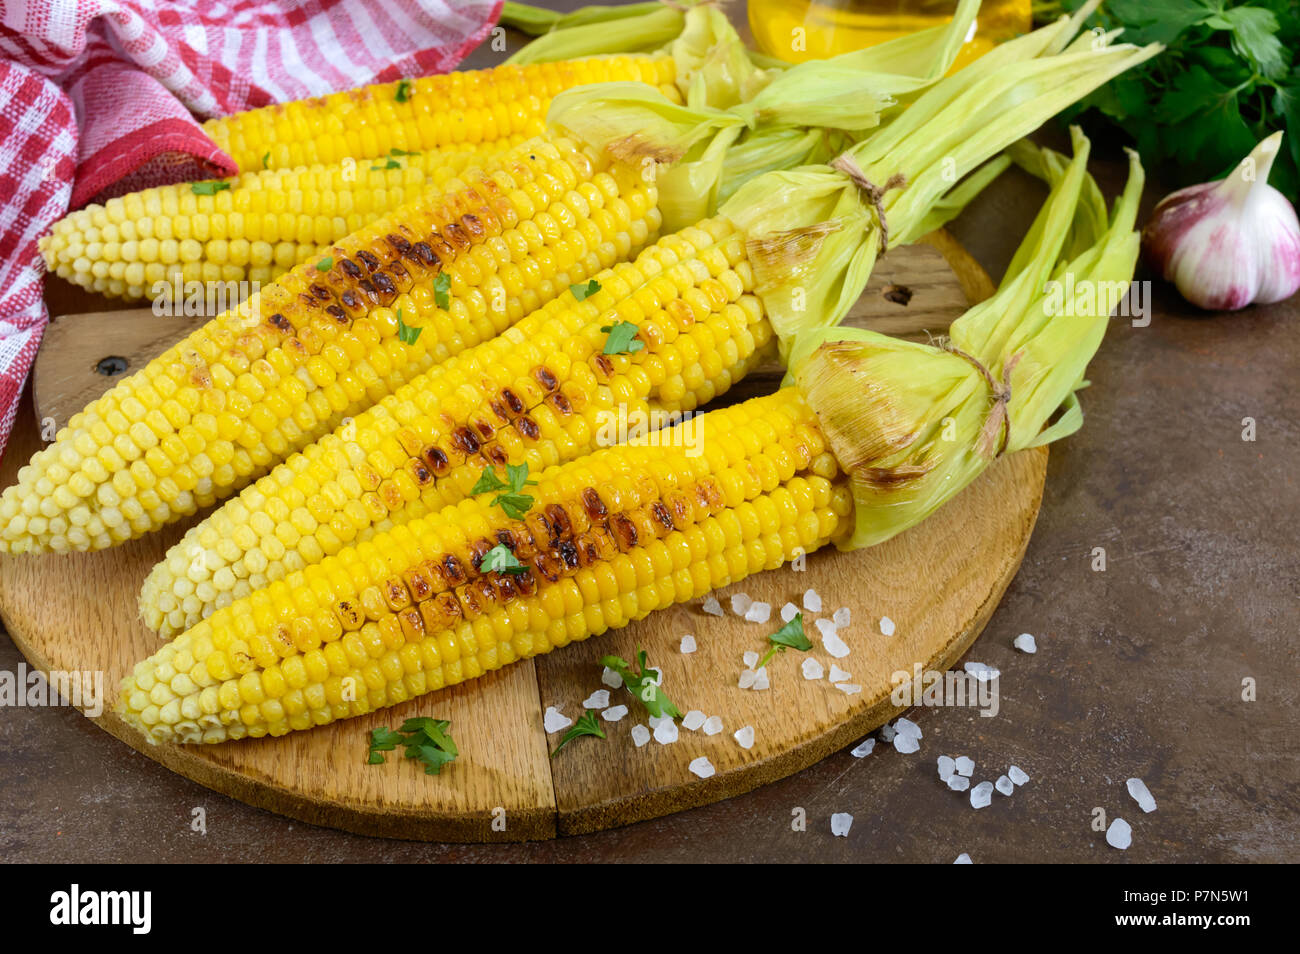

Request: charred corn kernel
left=141, top=216, right=774, bottom=635
left=6, top=137, right=661, bottom=555
left=120, top=388, right=852, bottom=743
left=205, top=55, right=679, bottom=174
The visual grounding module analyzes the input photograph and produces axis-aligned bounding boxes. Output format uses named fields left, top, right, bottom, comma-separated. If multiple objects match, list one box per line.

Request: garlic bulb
left=1142, top=131, right=1300, bottom=311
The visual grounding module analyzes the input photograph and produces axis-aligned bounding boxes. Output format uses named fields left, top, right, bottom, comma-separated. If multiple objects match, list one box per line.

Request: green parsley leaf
left=600, top=320, right=643, bottom=355
left=601, top=648, right=683, bottom=720
left=390, top=147, right=418, bottom=156
left=550, top=711, right=605, bottom=757
left=570, top=279, right=601, bottom=301
left=371, top=158, right=401, bottom=171
left=316, top=256, right=333, bottom=272
left=470, top=465, right=509, bottom=495
left=481, top=543, right=528, bottom=575
left=395, top=78, right=413, bottom=103
left=366, top=726, right=405, bottom=764
left=261, top=151, right=271, bottom=170
left=756, top=612, right=813, bottom=670
left=433, top=271, right=451, bottom=310
left=190, top=180, right=231, bottom=196
left=471, top=463, right=538, bottom=519
left=368, top=717, right=458, bottom=774
left=396, top=307, right=423, bottom=345
left=1216, top=6, right=1287, bottom=78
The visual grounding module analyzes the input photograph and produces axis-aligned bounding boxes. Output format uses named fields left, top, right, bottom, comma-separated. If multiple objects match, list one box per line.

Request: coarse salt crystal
left=879, top=616, right=896, bottom=637
left=822, top=631, right=851, bottom=659
left=602, top=705, right=628, bottom=722
left=836, top=682, right=861, bottom=696
left=1127, top=777, right=1157, bottom=813
left=815, top=617, right=838, bottom=639
left=689, top=756, right=716, bottom=779
left=648, top=715, right=670, bottom=729
left=679, top=634, right=697, bottom=654
left=833, top=607, right=850, bottom=627
left=828, top=664, right=850, bottom=683
left=955, top=756, right=975, bottom=777
left=583, top=689, right=610, bottom=709
left=780, top=602, right=799, bottom=622
left=738, top=668, right=757, bottom=689
left=601, top=666, right=623, bottom=689
left=1106, top=817, right=1132, bottom=850
left=702, top=596, right=723, bottom=617
left=702, top=715, right=724, bottom=736
left=1008, top=764, right=1029, bottom=786
left=753, top=666, right=770, bottom=690
left=654, top=719, right=679, bottom=745
left=851, top=738, right=875, bottom=758
left=1014, top=632, right=1037, bottom=654
left=745, top=601, right=771, bottom=624
left=802, top=657, right=824, bottom=680
left=893, top=732, right=919, bottom=753
left=963, top=661, right=1000, bottom=682
left=995, top=775, right=1014, bottom=796
left=894, top=717, right=922, bottom=739
left=947, top=775, right=971, bottom=792
left=682, top=709, right=706, bottom=731
left=954, top=853, right=973, bottom=864
left=543, top=707, right=572, bottom=734
left=730, top=592, right=752, bottom=616
left=803, top=588, right=822, bottom=612
left=631, top=724, right=651, bottom=747
left=937, top=755, right=955, bottom=780
left=742, top=651, right=760, bottom=669
left=830, top=813, right=853, bottom=837
left=734, top=725, right=755, bottom=749
left=970, top=781, right=994, bottom=809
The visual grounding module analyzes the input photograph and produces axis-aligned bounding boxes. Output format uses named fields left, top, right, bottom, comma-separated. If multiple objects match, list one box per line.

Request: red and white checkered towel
left=0, top=0, right=501, bottom=459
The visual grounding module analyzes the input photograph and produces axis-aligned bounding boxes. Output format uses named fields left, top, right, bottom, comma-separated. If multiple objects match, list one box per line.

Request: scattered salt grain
left=803, top=588, right=822, bottom=613
left=1106, top=817, right=1132, bottom=850
left=878, top=723, right=897, bottom=743
left=1008, top=764, right=1029, bottom=786
left=954, top=853, right=973, bottom=864
left=631, top=724, right=651, bottom=747
left=583, top=689, right=610, bottom=709
left=733, top=725, right=755, bottom=749
left=801, top=657, right=824, bottom=680
left=995, top=775, right=1014, bottom=796
left=702, top=715, right=724, bottom=736
left=654, top=719, right=679, bottom=745
left=955, top=756, right=975, bottom=777
left=836, top=683, right=861, bottom=696
left=731, top=592, right=752, bottom=616
left=815, top=617, right=838, bottom=639
left=602, top=705, right=628, bottom=722
left=682, top=709, right=707, bottom=731
left=830, top=813, right=853, bottom=837
left=601, top=666, right=623, bottom=689
left=851, top=738, right=876, bottom=758
left=894, top=717, right=922, bottom=740
left=893, top=732, right=919, bottom=753
left=937, top=756, right=955, bottom=780
left=963, top=661, right=1000, bottom=682
left=702, top=596, right=723, bottom=617
left=828, top=664, right=850, bottom=684
left=1013, top=632, right=1037, bottom=654
left=679, top=634, right=697, bottom=654
left=833, top=607, right=851, bottom=628
left=753, top=666, right=770, bottom=691
left=781, top=602, right=799, bottom=622
left=970, top=781, right=994, bottom=809
left=879, top=616, right=896, bottom=637
left=543, top=707, right=572, bottom=734
left=947, top=775, right=970, bottom=792
left=745, top=601, right=772, bottom=624
left=822, top=630, right=851, bottom=659
left=689, top=756, right=716, bottom=779
left=738, top=668, right=757, bottom=689
left=1127, top=777, right=1157, bottom=813
left=648, top=715, right=671, bottom=729
left=742, top=650, right=760, bottom=669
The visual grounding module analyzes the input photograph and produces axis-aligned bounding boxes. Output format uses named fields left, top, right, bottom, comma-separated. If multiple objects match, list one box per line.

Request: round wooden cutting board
left=0, top=233, right=1047, bottom=842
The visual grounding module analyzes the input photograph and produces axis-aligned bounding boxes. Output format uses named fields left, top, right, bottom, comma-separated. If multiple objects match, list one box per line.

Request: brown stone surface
left=1, top=4, right=1296, bottom=863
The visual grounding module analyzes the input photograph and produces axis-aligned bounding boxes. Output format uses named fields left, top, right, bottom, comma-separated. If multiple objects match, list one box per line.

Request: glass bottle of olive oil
left=748, top=0, right=1031, bottom=69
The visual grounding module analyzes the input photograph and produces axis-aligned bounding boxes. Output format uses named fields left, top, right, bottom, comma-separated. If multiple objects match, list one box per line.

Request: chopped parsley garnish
left=315, top=256, right=333, bottom=272
left=550, top=711, right=605, bottom=757
left=600, top=320, right=643, bottom=355
left=756, top=612, right=813, bottom=670
left=390, top=147, right=418, bottom=156
left=371, top=158, right=401, bottom=171
left=261, top=151, right=271, bottom=169
left=481, top=543, right=527, bottom=575
left=570, top=279, right=601, bottom=301
left=395, top=78, right=413, bottom=102
left=190, top=180, right=231, bottom=196
left=396, top=307, right=423, bottom=345
left=471, top=463, right=537, bottom=519
left=367, top=717, right=458, bottom=775
left=601, top=648, right=682, bottom=720
left=433, top=271, right=452, bottom=310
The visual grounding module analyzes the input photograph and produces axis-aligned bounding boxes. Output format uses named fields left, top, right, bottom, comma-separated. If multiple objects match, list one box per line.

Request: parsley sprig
left=471, top=463, right=537, bottom=519
left=756, top=612, right=813, bottom=670
left=481, top=543, right=528, bottom=575
left=570, top=279, right=601, bottom=301
left=550, top=711, right=605, bottom=757
left=602, top=648, right=682, bottom=720
left=600, top=320, right=643, bottom=355
left=433, top=271, right=452, bottom=310
left=395, top=78, right=413, bottom=103
left=367, top=717, right=458, bottom=775
left=396, top=307, right=423, bottom=345
left=191, top=180, right=231, bottom=196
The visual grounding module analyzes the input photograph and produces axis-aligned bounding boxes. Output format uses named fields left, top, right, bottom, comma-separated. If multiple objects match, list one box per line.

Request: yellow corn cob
left=120, top=388, right=853, bottom=744
left=140, top=215, right=779, bottom=635
left=206, top=55, right=680, bottom=173
left=1, top=137, right=660, bottom=554
left=39, top=136, right=530, bottom=301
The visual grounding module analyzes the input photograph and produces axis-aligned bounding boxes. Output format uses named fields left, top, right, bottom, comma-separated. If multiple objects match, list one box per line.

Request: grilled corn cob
left=140, top=216, right=778, bottom=635
left=206, top=55, right=679, bottom=173
left=120, top=390, right=852, bottom=743
left=40, top=137, right=532, bottom=301
left=2, top=138, right=660, bottom=553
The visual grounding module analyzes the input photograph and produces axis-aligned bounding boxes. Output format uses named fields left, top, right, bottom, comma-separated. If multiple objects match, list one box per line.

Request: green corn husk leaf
left=670, top=5, right=769, bottom=110
left=500, top=1, right=668, bottom=36
left=789, top=135, right=1144, bottom=550
left=504, top=3, right=686, bottom=64
left=720, top=27, right=1161, bottom=353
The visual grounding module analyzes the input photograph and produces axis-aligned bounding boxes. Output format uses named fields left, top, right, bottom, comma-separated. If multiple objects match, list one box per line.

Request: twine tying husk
left=830, top=153, right=907, bottom=254
left=936, top=340, right=1022, bottom=459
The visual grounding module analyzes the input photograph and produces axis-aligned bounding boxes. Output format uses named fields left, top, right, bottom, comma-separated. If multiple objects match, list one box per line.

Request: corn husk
left=504, top=3, right=686, bottom=64
left=500, top=1, right=667, bottom=36
left=548, top=0, right=982, bottom=231
left=789, top=132, right=1144, bottom=550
